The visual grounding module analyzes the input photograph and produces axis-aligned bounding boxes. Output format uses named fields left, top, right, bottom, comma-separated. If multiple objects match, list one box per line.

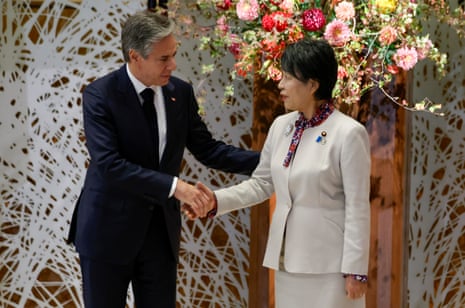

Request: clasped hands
left=174, top=180, right=215, bottom=220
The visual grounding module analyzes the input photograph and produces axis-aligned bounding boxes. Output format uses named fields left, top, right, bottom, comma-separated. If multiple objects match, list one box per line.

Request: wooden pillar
left=363, top=72, right=410, bottom=308
left=248, top=75, right=284, bottom=308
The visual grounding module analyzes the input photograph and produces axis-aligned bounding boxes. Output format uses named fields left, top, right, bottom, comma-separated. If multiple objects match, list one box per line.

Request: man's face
left=129, top=34, right=178, bottom=86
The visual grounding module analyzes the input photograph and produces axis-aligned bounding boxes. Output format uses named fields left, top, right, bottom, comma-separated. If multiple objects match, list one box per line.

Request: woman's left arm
left=340, top=124, right=371, bottom=275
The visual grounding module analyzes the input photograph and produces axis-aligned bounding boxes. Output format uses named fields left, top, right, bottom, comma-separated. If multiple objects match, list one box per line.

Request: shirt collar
left=126, top=64, right=161, bottom=102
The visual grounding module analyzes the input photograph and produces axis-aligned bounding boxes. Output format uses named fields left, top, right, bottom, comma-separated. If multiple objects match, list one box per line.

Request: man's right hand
left=174, top=179, right=211, bottom=218
left=179, top=181, right=217, bottom=220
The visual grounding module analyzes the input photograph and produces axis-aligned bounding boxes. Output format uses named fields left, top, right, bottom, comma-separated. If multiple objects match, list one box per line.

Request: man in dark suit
left=67, top=10, right=259, bottom=308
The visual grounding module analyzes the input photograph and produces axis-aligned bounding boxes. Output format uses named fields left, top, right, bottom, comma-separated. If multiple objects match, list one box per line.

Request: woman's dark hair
left=280, top=38, right=338, bottom=100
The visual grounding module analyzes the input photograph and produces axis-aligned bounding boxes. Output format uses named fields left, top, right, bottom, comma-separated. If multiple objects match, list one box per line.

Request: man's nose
left=168, top=57, right=177, bottom=70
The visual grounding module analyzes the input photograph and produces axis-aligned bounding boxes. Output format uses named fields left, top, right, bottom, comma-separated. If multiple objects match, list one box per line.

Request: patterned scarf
left=283, top=101, right=334, bottom=167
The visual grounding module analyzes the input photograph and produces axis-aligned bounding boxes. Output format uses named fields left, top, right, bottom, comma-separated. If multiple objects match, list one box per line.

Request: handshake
left=174, top=180, right=216, bottom=220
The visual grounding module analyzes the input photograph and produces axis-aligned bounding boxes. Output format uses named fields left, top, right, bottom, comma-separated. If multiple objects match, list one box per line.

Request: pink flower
left=236, top=0, right=260, bottom=21
left=338, top=67, right=349, bottom=79
left=279, top=0, right=295, bottom=13
left=268, top=65, right=283, bottom=81
left=335, top=1, right=355, bottom=21
left=216, top=16, right=229, bottom=34
left=302, top=8, right=326, bottom=31
left=416, top=38, right=432, bottom=60
left=393, top=47, right=418, bottom=70
left=324, top=20, right=352, bottom=46
left=379, top=26, right=397, bottom=45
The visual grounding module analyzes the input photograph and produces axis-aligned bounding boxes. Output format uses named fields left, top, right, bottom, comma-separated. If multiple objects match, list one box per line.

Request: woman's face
left=278, top=72, right=315, bottom=112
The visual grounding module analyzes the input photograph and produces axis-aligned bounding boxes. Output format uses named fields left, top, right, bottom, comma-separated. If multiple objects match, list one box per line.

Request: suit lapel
left=116, top=65, right=144, bottom=119
left=115, top=66, right=157, bottom=158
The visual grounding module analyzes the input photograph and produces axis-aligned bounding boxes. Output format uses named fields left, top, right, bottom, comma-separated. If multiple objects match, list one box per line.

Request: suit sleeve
left=214, top=118, right=277, bottom=215
left=340, top=124, right=371, bottom=275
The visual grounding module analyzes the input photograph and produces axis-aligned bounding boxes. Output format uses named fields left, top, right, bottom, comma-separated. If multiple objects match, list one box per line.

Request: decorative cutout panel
left=409, top=5, right=465, bottom=307
left=0, top=1, right=253, bottom=307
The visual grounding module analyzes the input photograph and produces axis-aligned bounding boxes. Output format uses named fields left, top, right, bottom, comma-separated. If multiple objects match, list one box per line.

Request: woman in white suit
left=191, top=38, right=371, bottom=308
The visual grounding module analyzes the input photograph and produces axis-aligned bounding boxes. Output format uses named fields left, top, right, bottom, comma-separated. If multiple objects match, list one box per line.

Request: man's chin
left=158, top=80, right=169, bottom=86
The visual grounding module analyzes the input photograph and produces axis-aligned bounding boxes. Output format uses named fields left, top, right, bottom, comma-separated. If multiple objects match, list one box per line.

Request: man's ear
left=128, top=49, right=140, bottom=63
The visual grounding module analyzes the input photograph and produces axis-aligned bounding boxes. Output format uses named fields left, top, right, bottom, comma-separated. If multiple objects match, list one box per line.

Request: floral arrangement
left=168, top=0, right=465, bottom=114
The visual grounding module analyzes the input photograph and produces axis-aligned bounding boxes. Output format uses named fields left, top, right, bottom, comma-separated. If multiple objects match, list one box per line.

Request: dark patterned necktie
left=141, top=88, right=159, bottom=166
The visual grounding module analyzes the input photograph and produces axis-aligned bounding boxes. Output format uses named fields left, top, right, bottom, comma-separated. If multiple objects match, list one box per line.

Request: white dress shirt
left=126, top=64, right=177, bottom=197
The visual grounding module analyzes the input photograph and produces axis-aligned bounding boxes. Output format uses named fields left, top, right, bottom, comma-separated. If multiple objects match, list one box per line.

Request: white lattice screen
left=0, top=1, right=252, bottom=307
left=409, top=5, right=465, bottom=306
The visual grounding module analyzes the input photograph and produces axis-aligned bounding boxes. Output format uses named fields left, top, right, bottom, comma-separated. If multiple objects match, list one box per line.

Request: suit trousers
left=79, top=206, right=177, bottom=308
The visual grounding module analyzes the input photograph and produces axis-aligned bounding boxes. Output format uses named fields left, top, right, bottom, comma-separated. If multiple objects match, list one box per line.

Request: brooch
left=316, top=131, right=327, bottom=144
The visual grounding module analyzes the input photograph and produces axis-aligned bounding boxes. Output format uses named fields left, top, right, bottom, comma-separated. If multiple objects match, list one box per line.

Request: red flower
left=261, top=39, right=286, bottom=60
left=261, top=12, right=290, bottom=32
left=228, top=38, right=242, bottom=58
left=260, top=39, right=279, bottom=53
left=216, top=0, right=231, bottom=10
left=387, top=64, right=400, bottom=74
left=262, top=14, right=275, bottom=32
left=302, top=8, right=326, bottom=31
left=273, top=11, right=290, bottom=32
left=234, top=62, right=251, bottom=77
left=288, top=25, right=304, bottom=42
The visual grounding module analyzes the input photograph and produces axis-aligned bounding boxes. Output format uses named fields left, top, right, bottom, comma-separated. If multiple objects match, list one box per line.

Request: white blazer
left=215, top=109, right=371, bottom=275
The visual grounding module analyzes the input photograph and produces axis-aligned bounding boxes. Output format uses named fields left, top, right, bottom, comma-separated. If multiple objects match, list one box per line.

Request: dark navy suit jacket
left=67, top=65, right=259, bottom=264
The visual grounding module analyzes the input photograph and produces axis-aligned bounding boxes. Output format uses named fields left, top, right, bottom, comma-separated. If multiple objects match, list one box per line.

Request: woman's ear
left=308, top=79, right=320, bottom=95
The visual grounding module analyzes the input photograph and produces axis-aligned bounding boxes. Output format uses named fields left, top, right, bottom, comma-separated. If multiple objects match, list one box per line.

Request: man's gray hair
left=121, top=11, right=176, bottom=62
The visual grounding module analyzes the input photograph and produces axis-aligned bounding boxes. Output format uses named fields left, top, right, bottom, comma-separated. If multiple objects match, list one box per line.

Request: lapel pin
left=316, top=131, right=327, bottom=144
left=285, top=123, right=293, bottom=136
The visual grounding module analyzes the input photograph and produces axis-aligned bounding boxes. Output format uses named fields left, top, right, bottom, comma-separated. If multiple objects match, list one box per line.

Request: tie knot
left=141, top=88, right=154, bottom=104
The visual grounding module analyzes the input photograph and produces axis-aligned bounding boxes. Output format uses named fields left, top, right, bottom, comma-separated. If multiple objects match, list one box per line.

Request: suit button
left=148, top=205, right=154, bottom=211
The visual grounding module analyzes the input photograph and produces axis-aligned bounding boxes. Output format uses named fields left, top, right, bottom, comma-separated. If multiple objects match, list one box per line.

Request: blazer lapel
left=279, top=113, right=298, bottom=206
